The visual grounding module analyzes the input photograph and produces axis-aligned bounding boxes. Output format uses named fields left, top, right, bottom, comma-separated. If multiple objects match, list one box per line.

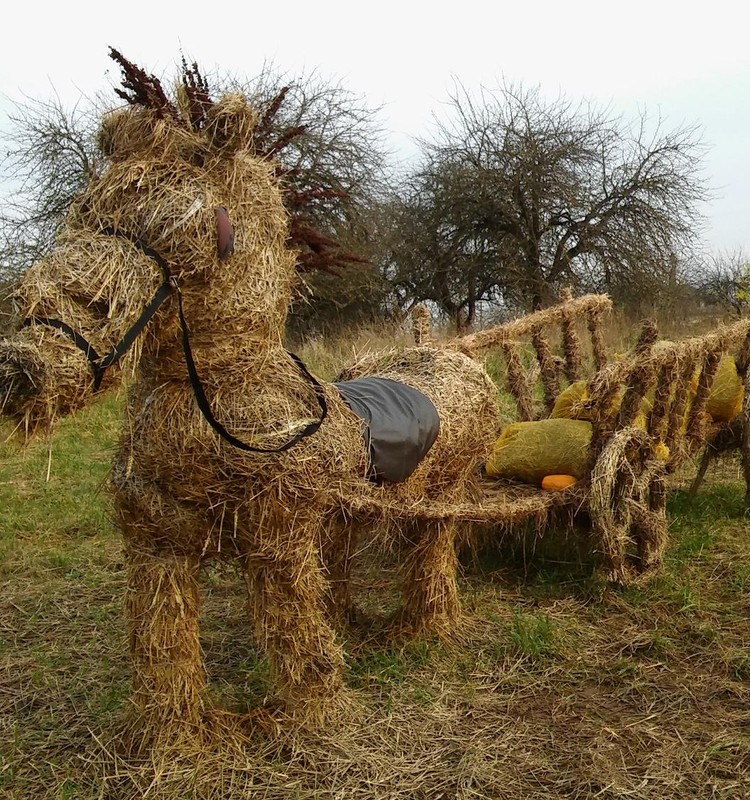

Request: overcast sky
left=2, top=0, right=749, bottom=258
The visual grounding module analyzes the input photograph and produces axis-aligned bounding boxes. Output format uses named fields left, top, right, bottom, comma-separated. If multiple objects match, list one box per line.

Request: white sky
left=2, top=0, right=749, bottom=258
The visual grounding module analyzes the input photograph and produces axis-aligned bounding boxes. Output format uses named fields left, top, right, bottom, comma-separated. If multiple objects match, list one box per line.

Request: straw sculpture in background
left=0, top=51, right=511, bottom=748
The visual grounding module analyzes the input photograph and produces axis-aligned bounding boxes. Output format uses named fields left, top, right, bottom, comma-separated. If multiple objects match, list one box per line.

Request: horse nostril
left=0, top=343, right=44, bottom=405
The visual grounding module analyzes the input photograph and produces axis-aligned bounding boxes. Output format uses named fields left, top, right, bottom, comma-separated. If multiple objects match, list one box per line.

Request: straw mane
left=0, top=52, right=507, bottom=751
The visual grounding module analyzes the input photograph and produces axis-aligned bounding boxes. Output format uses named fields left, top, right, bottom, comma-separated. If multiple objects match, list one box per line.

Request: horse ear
left=204, top=93, right=258, bottom=155
left=215, top=207, right=235, bottom=260
left=98, top=107, right=172, bottom=161
left=98, top=108, right=138, bottom=158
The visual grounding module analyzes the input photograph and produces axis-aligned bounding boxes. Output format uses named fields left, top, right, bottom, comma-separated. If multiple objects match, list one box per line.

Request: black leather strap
left=175, top=285, right=328, bottom=452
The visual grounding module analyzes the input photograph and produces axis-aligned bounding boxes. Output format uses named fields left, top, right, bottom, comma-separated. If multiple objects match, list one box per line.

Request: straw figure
left=411, top=303, right=432, bottom=345
left=0, top=52, right=512, bottom=747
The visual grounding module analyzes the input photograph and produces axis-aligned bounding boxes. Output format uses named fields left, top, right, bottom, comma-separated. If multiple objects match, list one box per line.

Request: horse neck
left=132, top=239, right=301, bottom=385
left=137, top=279, right=293, bottom=385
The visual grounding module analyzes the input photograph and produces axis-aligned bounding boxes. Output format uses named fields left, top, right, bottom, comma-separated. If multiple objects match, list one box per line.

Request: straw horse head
left=0, top=53, right=500, bottom=747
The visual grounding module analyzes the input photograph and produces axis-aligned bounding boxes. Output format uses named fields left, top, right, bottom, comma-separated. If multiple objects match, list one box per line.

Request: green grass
left=348, top=639, right=433, bottom=690
left=0, top=390, right=120, bottom=553
left=509, top=610, right=558, bottom=660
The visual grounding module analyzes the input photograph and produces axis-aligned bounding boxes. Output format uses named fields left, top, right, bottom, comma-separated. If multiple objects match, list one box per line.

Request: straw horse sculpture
left=0, top=55, right=503, bottom=744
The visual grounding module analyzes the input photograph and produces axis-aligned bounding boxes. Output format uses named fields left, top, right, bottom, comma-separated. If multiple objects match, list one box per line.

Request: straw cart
left=584, top=318, right=750, bottom=576
left=476, top=312, right=750, bottom=584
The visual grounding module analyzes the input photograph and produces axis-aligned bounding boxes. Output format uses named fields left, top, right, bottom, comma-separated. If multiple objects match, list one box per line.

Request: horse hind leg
left=399, top=516, right=463, bottom=638
left=320, top=512, right=362, bottom=626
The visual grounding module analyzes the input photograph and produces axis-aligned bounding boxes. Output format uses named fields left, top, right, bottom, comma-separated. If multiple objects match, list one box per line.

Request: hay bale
left=485, top=418, right=592, bottom=485
left=551, top=380, right=591, bottom=420
left=707, top=355, right=743, bottom=422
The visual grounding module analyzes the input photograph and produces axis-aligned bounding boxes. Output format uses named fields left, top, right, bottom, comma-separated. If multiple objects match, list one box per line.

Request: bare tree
left=397, top=82, right=708, bottom=310
left=692, top=248, right=750, bottom=315
left=378, top=164, right=507, bottom=330
left=0, top=94, right=103, bottom=279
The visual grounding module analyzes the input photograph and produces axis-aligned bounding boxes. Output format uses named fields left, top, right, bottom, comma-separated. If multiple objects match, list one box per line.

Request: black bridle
left=23, top=225, right=328, bottom=453
left=25, top=227, right=173, bottom=393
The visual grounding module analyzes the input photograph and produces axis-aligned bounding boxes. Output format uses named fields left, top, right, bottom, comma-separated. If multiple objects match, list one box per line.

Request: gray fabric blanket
left=334, top=376, right=440, bottom=483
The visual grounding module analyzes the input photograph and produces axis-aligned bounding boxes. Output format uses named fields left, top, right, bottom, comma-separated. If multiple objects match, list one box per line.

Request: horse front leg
left=122, top=539, right=205, bottom=751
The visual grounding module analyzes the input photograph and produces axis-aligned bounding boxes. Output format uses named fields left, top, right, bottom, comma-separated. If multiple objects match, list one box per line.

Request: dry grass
left=2, top=390, right=749, bottom=799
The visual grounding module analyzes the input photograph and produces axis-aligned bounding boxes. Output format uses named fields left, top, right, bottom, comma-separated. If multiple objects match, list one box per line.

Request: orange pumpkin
left=541, top=474, right=578, bottom=491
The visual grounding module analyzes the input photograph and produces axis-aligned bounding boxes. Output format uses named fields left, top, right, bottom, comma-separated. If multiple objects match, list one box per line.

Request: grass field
left=1, top=335, right=749, bottom=799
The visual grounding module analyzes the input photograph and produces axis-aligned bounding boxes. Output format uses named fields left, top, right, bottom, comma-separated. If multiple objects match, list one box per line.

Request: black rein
left=23, top=226, right=328, bottom=453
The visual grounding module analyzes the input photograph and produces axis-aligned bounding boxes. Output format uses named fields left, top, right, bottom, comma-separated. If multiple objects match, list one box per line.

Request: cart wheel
left=589, top=426, right=666, bottom=584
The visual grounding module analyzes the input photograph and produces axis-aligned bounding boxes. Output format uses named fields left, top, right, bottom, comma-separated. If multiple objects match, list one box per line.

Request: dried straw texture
left=585, top=317, right=750, bottom=582
left=0, top=333, right=94, bottom=436
left=559, top=287, right=584, bottom=382
left=0, top=86, right=502, bottom=748
left=588, top=317, right=750, bottom=464
left=451, top=293, right=612, bottom=357
left=735, top=333, right=750, bottom=508
left=335, top=293, right=616, bottom=581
